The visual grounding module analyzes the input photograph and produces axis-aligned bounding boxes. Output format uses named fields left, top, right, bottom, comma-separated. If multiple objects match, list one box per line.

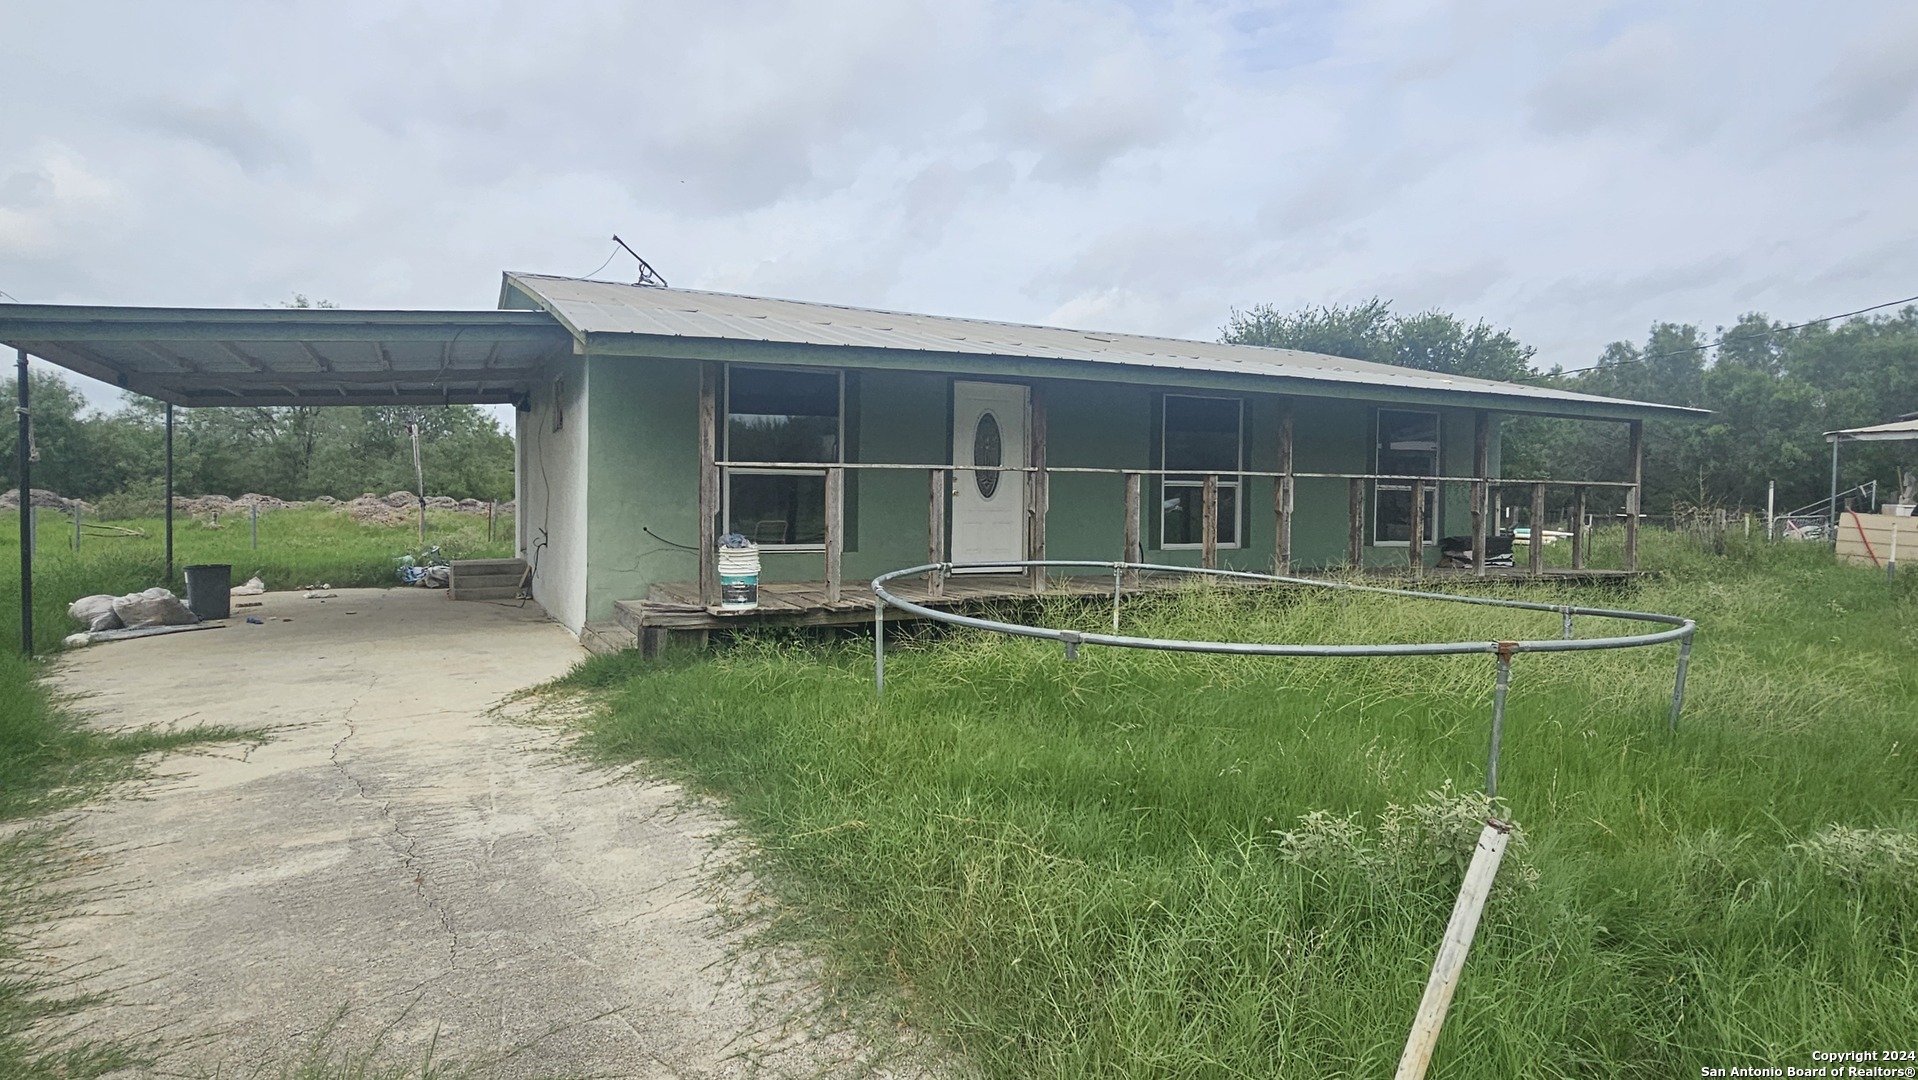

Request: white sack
left=68, top=594, right=124, bottom=632
left=111, top=587, right=199, bottom=629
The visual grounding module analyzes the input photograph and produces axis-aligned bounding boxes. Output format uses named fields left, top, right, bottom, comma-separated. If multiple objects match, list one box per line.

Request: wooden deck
left=612, top=566, right=1642, bottom=638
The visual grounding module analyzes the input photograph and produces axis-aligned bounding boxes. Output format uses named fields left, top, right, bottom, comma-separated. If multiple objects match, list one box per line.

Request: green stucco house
left=494, top=274, right=1697, bottom=640
left=0, top=273, right=1701, bottom=650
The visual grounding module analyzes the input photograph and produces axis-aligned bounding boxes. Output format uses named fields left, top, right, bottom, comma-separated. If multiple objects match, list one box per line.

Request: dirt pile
left=4, top=488, right=512, bottom=524
left=0, top=488, right=89, bottom=512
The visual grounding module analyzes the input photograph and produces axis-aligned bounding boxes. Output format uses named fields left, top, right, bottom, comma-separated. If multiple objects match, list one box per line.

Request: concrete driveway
left=44, top=588, right=883, bottom=1077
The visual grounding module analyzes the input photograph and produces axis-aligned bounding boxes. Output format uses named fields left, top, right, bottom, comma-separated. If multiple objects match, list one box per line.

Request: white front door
left=950, top=381, right=1028, bottom=569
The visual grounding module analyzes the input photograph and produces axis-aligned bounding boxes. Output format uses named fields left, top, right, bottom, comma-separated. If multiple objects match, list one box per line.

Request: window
left=1160, top=395, right=1242, bottom=548
left=1373, top=409, right=1438, bottom=545
left=724, top=365, right=843, bottom=548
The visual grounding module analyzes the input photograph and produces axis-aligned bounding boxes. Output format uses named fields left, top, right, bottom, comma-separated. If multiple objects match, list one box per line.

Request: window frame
left=722, top=363, right=846, bottom=552
left=1371, top=407, right=1440, bottom=547
left=1159, top=393, right=1244, bottom=551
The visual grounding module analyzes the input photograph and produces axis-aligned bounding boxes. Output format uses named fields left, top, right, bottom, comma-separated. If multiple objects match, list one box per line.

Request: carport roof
left=0, top=305, right=573, bottom=407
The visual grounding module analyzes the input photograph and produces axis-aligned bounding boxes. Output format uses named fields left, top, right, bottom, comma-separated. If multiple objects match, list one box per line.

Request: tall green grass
left=570, top=533, right=1918, bottom=1078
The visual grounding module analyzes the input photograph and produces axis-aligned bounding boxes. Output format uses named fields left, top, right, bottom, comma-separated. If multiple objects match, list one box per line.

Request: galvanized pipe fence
left=870, top=560, right=1697, bottom=800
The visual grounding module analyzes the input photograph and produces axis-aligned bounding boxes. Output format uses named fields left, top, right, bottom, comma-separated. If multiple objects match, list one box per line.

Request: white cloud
left=0, top=0, right=1914, bottom=409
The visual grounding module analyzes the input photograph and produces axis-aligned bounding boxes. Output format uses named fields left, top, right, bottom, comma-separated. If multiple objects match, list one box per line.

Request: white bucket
left=716, top=538, right=760, bottom=609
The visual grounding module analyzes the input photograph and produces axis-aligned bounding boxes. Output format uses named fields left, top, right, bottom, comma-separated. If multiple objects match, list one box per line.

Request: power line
left=1529, top=290, right=1918, bottom=381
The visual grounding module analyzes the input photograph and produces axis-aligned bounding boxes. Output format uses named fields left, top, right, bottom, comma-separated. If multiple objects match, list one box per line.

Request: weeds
left=568, top=533, right=1918, bottom=1077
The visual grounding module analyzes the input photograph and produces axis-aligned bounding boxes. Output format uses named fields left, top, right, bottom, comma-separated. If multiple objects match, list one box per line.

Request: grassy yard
left=2, top=505, right=513, bottom=654
left=0, top=505, right=512, bottom=1077
left=567, top=533, right=1918, bottom=1078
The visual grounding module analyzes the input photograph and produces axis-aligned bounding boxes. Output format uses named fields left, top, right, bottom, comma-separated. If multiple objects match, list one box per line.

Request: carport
left=2, top=304, right=574, bottom=651
left=1826, top=417, right=1918, bottom=526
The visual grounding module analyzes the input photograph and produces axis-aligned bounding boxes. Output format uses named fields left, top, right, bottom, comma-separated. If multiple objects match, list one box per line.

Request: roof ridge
left=500, top=271, right=1707, bottom=419
left=507, top=270, right=1318, bottom=356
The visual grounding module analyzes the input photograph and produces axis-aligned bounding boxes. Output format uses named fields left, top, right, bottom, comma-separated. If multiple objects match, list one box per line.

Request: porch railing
left=697, top=458, right=1643, bottom=605
left=693, top=371, right=1647, bottom=606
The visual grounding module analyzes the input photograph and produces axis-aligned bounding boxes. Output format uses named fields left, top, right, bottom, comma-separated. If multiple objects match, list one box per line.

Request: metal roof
left=502, top=272, right=1705, bottom=421
left=1827, top=418, right=1918, bottom=442
left=0, top=305, right=572, bottom=407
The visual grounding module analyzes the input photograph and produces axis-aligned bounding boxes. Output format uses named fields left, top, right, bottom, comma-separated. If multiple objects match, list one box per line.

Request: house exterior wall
left=582, top=355, right=702, bottom=626
left=517, top=354, right=590, bottom=632
left=556, top=357, right=1508, bottom=627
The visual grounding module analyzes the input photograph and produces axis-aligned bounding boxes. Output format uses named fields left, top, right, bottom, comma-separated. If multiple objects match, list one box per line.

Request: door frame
left=946, top=378, right=1032, bottom=570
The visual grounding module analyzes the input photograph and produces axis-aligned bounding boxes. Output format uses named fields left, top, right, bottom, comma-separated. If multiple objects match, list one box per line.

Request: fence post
left=1028, top=384, right=1048, bottom=593
left=1528, top=483, right=1546, bottom=578
left=825, top=466, right=845, bottom=604
left=697, top=362, right=719, bottom=606
left=1624, top=420, right=1643, bottom=572
left=1122, top=471, right=1142, bottom=584
left=1276, top=400, right=1294, bottom=574
left=928, top=468, right=946, bottom=597
left=1471, top=412, right=1489, bottom=578
left=1669, top=637, right=1692, bottom=731
left=250, top=500, right=259, bottom=550
left=72, top=504, right=81, bottom=552
left=1408, top=479, right=1424, bottom=579
left=1393, top=819, right=1513, bottom=1080
left=1569, top=485, right=1587, bottom=570
left=1348, top=478, right=1365, bottom=569
left=1201, top=474, right=1219, bottom=569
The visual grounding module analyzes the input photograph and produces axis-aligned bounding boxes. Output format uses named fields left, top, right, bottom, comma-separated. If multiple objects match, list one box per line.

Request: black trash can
left=183, top=563, right=232, bottom=621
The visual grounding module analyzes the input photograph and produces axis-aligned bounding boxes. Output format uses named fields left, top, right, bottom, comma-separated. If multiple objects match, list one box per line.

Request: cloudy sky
left=4, top=1, right=1916, bottom=409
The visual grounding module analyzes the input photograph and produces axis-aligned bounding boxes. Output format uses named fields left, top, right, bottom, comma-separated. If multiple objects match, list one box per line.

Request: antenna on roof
left=611, top=235, right=668, bottom=288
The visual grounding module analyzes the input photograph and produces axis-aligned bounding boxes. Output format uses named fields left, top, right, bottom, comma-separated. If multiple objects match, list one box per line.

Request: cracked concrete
left=41, top=588, right=903, bottom=1077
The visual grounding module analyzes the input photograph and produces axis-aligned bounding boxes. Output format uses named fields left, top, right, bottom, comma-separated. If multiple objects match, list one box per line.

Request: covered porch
left=604, top=368, right=1652, bottom=652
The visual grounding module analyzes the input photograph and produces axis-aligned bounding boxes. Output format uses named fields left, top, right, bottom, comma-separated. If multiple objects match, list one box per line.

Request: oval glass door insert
left=973, top=412, right=1002, bottom=497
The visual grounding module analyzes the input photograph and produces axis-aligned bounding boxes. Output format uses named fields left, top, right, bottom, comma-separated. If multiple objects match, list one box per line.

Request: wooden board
left=1836, top=510, right=1914, bottom=567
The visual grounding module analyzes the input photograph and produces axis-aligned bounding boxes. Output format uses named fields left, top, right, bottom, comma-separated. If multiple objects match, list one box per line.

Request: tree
left=1223, top=297, right=1918, bottom=515
left=1223, top=298, right=1535, bottom=381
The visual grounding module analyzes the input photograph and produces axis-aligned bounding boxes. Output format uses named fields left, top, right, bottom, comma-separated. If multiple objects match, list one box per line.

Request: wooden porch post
left=1471, top=411, right=1490, bottom=577
left=1528, top=482, right=1547, bottom=578
left=1027, top=383, right=1048, bottom=592
left=825, top=466, right=845, bottom=603
left=1569, top=485, right=1587, bottom=570
left=1408, top=478, right=1425, bottom=579
left=1122, top=471, right=1142, bottom=583
left=1275, top=400, right=1295, bottom=574
left=696, top=361, right=719, bottom=606
left=928, top=468, right=946, bottom=597
left=1201, top=473, right=1219, bottom=569
left=1624, top=420, right=1643, bottom=572
left=1348, top=478, right=1365, bottom=568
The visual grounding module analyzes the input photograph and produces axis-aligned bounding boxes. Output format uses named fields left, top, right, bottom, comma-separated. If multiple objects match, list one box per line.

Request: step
left=448, top=586, right=525, bottom=602
left=450, top=558, right=527, bottom=574
left=449, top=570, right=526, bottom=589
left=581, top=621, right=638, bottom=655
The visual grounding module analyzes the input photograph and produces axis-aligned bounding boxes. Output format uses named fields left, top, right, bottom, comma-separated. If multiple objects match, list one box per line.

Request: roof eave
left=572, top=329, right=1705, bottom=422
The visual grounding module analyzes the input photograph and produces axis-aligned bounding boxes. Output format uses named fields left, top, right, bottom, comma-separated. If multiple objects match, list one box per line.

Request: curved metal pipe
left=871, top=560, right=1694, bottom=659
left=868, top=559, right=1699, bottom=792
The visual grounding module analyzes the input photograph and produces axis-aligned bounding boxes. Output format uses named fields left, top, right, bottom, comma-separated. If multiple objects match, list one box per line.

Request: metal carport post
left=15, top=349, right=30, bottom=653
